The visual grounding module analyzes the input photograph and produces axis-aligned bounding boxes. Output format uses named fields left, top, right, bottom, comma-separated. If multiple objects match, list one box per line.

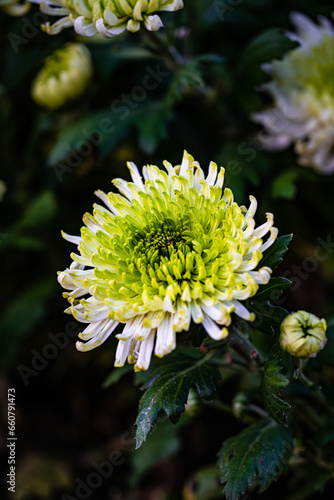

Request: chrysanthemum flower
left=32, top=0, right=183, bottom=37
left=253, top=12, right=334, bottom=174
left=280, top=310, right=327, bottom=358
left=31, top=43, right=93, bottom=110
left=58, top=152, right=278, bottom=371
left=0, top=0, right=30, bottom=15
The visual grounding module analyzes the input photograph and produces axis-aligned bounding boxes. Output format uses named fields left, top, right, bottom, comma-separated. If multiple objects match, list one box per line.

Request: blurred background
left=1, top=0, right=334, bottom=498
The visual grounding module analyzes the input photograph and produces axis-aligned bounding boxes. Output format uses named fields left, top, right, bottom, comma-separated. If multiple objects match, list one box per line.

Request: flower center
left=133, top=220, right=190, bottom=260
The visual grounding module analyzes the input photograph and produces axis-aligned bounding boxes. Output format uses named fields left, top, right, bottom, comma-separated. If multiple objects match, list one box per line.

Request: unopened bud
left=280, top=311, right=327, bottom=358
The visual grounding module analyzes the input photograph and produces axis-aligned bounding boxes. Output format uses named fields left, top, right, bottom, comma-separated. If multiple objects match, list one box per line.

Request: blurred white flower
left=0, top=0, right=30, bottom=15
left=253, top=12, right=334, bottom=174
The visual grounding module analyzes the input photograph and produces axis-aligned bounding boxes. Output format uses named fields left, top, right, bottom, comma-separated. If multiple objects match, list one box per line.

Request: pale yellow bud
left=31, top=44, right=93, bottom=111
left=280, top=311, right=327, bottom=358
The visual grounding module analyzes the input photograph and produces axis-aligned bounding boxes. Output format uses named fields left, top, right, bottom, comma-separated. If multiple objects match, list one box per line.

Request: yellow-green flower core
left=36, top=0, right=183, bottom=37
left=31, top=43, right=93, bottom=110
left=280, top=310, right=327, bottom=358
left=58, top=151, right=278, bottom=371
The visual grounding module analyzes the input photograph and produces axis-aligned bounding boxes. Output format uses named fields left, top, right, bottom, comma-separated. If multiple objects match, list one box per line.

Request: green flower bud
left=31, top=43, right=93, bottom=110
left=185, top=388, right=201, bottom=417
left=35, top=0, right=183, bottom=38
left=280, top=311, right=327, bottom=358
left=232, top=393, right=248, bottom=418
left=0, top=0, right=30, bottom=16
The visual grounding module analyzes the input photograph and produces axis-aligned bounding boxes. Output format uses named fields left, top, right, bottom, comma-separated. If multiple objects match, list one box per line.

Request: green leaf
left=260, top=234, right=293, bottom=271
left=217, top=418, right=293, bottom=500
left=239, top=28, right=299, bottom=85
left=252, top=277, right=291, bottom=301
left=165, top=60, right=204, bottom=109
left=248, top=277, right=291, bottom=334
left=130, top=417, right=185, bottom=485
left=272, top=171, right=299, bottom=200
left=17, top=191, right=57, bottom=230
left=263, top=345, right=291, bottom=425
left=48, top=110, right=136, bottom=166
left=135, top=352, right=220, bottom=448
left=1, top=191, right=57, bottom=253
left=1, top=278, right=56, bottom=367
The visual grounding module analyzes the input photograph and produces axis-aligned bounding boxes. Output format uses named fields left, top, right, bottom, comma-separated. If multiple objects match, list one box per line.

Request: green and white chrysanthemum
left=31, top=0, right=183, bottom=37
left=253, top=12, right=334, bottom=174
left=0, top=0, right=30, bottom=15
left=31, top=43, right=93, bottom=110
left=58, top=152, right=278, bottom=371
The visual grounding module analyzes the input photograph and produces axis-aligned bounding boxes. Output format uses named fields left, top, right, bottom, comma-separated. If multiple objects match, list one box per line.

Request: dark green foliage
left=217, top=419, right=294, bottom=500
left=249, top=277, right=291, bottom=334
left=239, top=28, right=299, bottom=85
left=263, top=345, right=291, bottom=425
left=135, top=352, right=221, bottom=448
left=260, top=235, right=293, bottom=272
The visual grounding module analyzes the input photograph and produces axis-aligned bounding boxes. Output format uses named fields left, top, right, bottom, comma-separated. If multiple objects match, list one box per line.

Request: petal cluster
left=0, top=0, right=30, bottom=15
left=33, top=0, right=183, bottom=37
left=31, top=43, right=93, bottom=110
left=280, top=310, right=327, bottom=358
left=253, top=12, right=334, bottom=174
left=58, top=151, right=278, bottom=371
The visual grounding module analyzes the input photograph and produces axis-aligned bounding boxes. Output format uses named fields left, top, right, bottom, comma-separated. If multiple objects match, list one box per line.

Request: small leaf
left=130, top=418, right=185, bottom=485
left=248, top=276, right=291, bottom=334
left=165, top=60, right=204, bottom=109
left=252, top=277, right=291, bottom=301
left=217, top=418, right=293, bottom=500
left=263, top=345, right=291, bottom=425
left=48, top=110, right=136, bottom=165
left=1, top=278, right=56, bottom=367
left=272, top=171, right=299, bottom=200
left=17, top=191, right=57, bottom=230
left=260, top=234, right=293, bottom=271
left=135, top=352, right=220, bottom=448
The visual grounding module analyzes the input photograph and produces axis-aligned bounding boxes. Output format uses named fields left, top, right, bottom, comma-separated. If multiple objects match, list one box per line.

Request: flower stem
left=143, top=28, right=183, bottom=71
left=298, top=368, right=334, bottom=417
left=228, top=326, right=265, bottom=367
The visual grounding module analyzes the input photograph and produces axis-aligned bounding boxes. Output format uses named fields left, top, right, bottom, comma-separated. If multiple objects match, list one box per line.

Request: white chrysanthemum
left=58, top=151, right=278, bottom=371
left=29, top=0, right=183, bottom=37
left=253, top=12, right=334, bottom=174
